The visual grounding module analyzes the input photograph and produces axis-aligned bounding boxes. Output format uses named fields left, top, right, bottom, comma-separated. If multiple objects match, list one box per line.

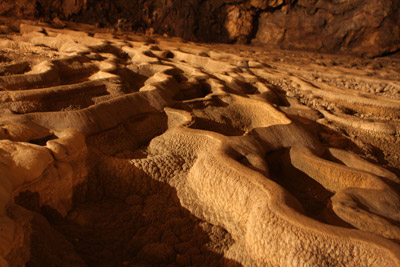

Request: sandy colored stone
left=0, top=22, right=399, bottom=266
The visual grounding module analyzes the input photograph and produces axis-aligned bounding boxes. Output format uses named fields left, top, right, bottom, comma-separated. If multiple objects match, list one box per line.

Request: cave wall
left=0, top=0, right=399, bottom=55
left=254, top=0, right=400, bottom=56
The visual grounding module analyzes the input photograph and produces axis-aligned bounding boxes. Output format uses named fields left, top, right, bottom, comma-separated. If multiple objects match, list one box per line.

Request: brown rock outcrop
left=0, top=0, right=35, bottom=18
left=253, top=0, right=400, bottom=56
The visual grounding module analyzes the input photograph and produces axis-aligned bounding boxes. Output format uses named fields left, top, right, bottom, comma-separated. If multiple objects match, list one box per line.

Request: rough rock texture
left=0, top=0, right=399, bottom=56
left=0, top=0, right=36, bottom=18
left=254, top=0, right=400, bottom=56
left=0, top=21, right=399, bottom=266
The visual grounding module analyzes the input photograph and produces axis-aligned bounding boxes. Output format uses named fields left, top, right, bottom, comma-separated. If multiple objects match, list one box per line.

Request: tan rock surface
left=0, top=21, right=399, bottom=266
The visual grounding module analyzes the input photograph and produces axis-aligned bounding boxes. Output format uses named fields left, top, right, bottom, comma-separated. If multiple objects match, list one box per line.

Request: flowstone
left=0, top=21, right=399, bottom=266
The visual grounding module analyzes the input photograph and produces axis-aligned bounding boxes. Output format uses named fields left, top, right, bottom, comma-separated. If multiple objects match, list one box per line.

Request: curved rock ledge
left=0, top=23, right=399, bottom=266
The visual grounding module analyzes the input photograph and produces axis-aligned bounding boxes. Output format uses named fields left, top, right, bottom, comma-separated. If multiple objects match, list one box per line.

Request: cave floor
left=1, top=20, right=400, bottom=266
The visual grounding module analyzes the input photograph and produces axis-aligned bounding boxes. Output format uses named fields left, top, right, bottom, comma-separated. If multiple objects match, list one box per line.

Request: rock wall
left=0, top=0, right=399, bottom=56
left=253, top=0, right=400, bottom=56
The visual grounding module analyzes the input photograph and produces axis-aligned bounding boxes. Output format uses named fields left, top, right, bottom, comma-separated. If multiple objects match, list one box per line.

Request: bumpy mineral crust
left=0, top=21, right=399, bottom=266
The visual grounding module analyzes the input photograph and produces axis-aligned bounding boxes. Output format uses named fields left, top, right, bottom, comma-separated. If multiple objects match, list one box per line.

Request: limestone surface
left=0, top=21, right=399, bottom=266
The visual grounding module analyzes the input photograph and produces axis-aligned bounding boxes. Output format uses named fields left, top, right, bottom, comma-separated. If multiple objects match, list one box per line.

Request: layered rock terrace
left=0, top=21, right=399, bottom=266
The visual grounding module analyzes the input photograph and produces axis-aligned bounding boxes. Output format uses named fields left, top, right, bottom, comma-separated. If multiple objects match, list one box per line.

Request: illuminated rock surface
left=0, top=21, right=399, bottom=266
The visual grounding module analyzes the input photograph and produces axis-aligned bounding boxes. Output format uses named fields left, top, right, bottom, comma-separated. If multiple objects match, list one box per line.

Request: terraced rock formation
left=0, top=21, right=400, bottom=266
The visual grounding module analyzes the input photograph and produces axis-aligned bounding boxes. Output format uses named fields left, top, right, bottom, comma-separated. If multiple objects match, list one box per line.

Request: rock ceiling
left=0, top=20, right=399, bottom=266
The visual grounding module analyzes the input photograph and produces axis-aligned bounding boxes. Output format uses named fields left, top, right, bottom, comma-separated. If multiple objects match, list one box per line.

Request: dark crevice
left=376, top=48, right=400, bottom=58
left=173, top=80, right=211, bottom=101
left=190, top=117, right=245, bottom=136
left=29, top=134, right=57, bottom=146
left=265, top=148, right=354, bottom=228
left=247, top=9, right=261, bottom=43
